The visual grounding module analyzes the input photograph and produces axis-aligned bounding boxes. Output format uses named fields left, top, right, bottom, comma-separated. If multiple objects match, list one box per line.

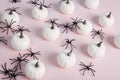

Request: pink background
left=0, top=0, right=120, bottom=80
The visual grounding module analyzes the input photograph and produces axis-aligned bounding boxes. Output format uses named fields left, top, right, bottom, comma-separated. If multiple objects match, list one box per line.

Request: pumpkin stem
left=67, top=49, right=73, bottom=56
left=9, top=10, right=13, bottom=15
left=66, top=0, right=70, bottom=4
left=35, top=61, right=39, bottom=68
left=107, top=12, right=111, bottom=18
left=83, top=20, right=87, bottom=25
left=19, top=32, right=24, bottom=38
left=97, top=41, right=102, bottom=47
left=51, top=24, right=55, bottom=29
left=39, top=4, right=43, bottom=10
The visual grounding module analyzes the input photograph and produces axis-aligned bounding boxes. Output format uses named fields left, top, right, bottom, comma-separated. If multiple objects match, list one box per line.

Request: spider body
left=60, top=23, right=73, bottom=33
left=24, top=48, right=41, bottom=60
left=9, top=0, right=21, bottom=3
left=79, top=62, right=96, bottom=76
left=91, top=28, right=105, bottom=40
left=71, top=18, right=81, bottom=30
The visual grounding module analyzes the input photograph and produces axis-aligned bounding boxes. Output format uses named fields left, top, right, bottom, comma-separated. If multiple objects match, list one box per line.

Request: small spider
left=39, top=0, right=52, bottom=9
left=0, top=37, right=7, bottom=45
left=27, top=0, right=39, bottom=6
left=79, top=62, right=96, bottom=76
left=0, top=19, right=16, bottom=34
left=2, top=67, right=25, bottom=80
left=9, top=0, right=21, bottom=3
left=91, top=28, right=105, bottom=40
left=14, top=25, right=30, bottom=38
left=71, top=17, right=81, bottom=30
left=106, top=12, right=112, bottom=18
left=61, top=39, right=76, bottom=50
left=45, top=18, right=60, bottom=29
left=9, top=53, right=28, bottom=70
left=23, top=48, right=41, bottom=60
left=5, top=7, right=21, bottom=15
left=0, top=63, right=10, bottom=76
left=60, top=23, right=74, bottom=34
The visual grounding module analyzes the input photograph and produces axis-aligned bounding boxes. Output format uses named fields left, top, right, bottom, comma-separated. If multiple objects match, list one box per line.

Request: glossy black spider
left=79, top=62, right=96, bottom=76
left=23, top=48, right=41, bottom=60
left=0, top=19, right=16, bottom=34
left=0, top=37, right=7, bottom=45
left=5, top=7, right=21, bottom=15
left=9, top=53, right=28, bottom=70
left=106, top=12, right=112, bottom=18
left=91, top=28, right=105, bottom=40
left=2, top=67, right=25, bottom=80
left=60, top=23, right=74, bottom=34
left=61, top=39, right=76, bottom=50
left=13, top=25, right=30, bottom=38
left=71, top=18, right=81, bottom=30
left=9, top=0, right=21, bottom=3
left=0, top=63, right=10, bottom=76
left=27, top=0, right=39, bottom=6
left=45, top=18, right=60, bottom=29
left=39, top=0, right=52, bottom=9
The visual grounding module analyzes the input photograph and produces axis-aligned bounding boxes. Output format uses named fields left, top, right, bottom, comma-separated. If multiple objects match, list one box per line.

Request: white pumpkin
left=10, top=33, right=30, bottom=51
left=1, top=11, right=20, bottom=26
left=25, top=60, right=46, bottom=80
left=32, top=6, right=48, bottom=20
left=59, top=0, right=75, bottom=15
left=57, top=50, right=76, bottom=68
left=114, top=33, right=120, bottom=48
left=84, top=0, right=100, bottom=9
left=98, top=12, right=115, bottom=28
left=77, top=20, right=93, bottom=35
left=87, top=41, right=106, bottom=58
left=42, top=23, right=60, bottom=41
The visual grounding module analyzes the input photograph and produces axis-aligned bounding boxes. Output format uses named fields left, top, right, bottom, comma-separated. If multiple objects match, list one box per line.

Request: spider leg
left=89, top=68, right=95, bottom=76
left=65, top=44, right=68, bottom=49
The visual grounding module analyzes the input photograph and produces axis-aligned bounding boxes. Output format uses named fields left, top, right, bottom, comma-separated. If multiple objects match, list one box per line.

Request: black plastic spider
left=0, top=19, right=16, bottom=34
left=23, top=48, right=41, bottom=60
left=14, top=25, right=30, bottom=38
left=0, top=63, right=10, bottom=76
left=2, top=67, right=25, bottom=80
left=45, top=18, right=60, bottom=29
left=71, top=18, right=81, bottom=30
left=106, top=12, right=111, bottom=18
left=27, top=0, right=39, bottom=6
left=60, top=23, right=74, bottom=34
left=5, top=7, right=21, bottom=15
left=61, top=39, right=76, bottom=50
left=9, top=53, right=28, bottom=70
left=9, top=0, right=21, bottom=3
left=79, top=62, right=96, bottom=76
left=39, top=0, right=52, bottom=9
left=91, top=28, right=105, bottom=40
left=0, top=37, right=7, bottom=45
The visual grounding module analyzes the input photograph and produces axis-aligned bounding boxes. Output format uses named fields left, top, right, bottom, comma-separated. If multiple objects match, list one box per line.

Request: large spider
left=0, top=19, right=16, bottom=34
left=106, top=12, right=111, bottom=18
left=45, top=18, right=60, bottom=29
left=60, top=23, right=74, bottom=34
left=23, top=48, right=41, bottom=60
left=14, top=25, right=30, bottom=38
left=27, top=0, right=40, bottom=6
left=91, top=28, right=105, bottom=40
left=0, top=37, right=7, bottom=45
left=9, top=0, right=21, bottom=3
left=9, top=53, right=28, bottom=70
left=5, top=7, right=21, bottom=15
left=71, top=17, right=81, bottom=30
left=61, top=39, right=76, bottom=50
left=79, top=62, right=96, bottom=76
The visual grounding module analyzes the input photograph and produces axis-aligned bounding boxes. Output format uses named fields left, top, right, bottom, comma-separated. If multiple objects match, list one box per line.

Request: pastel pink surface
left=0, top=0, right=120, bottom=80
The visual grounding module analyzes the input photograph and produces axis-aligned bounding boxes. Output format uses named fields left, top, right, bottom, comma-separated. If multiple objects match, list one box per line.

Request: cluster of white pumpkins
left=0, top=0, right=120, bottom=80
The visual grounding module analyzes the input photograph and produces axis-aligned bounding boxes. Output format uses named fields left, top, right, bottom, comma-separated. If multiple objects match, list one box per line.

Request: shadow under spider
left=23, top=48, right=41, bottom=60
left=9, top=53, right=28, bottom=70
left=79, top=62, right=96, bottom=76
left=91, top=28, right=105, bottom=41
left=61, top=38, right=76, bottom=50
left=0, top=19, right=16, bottom=35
